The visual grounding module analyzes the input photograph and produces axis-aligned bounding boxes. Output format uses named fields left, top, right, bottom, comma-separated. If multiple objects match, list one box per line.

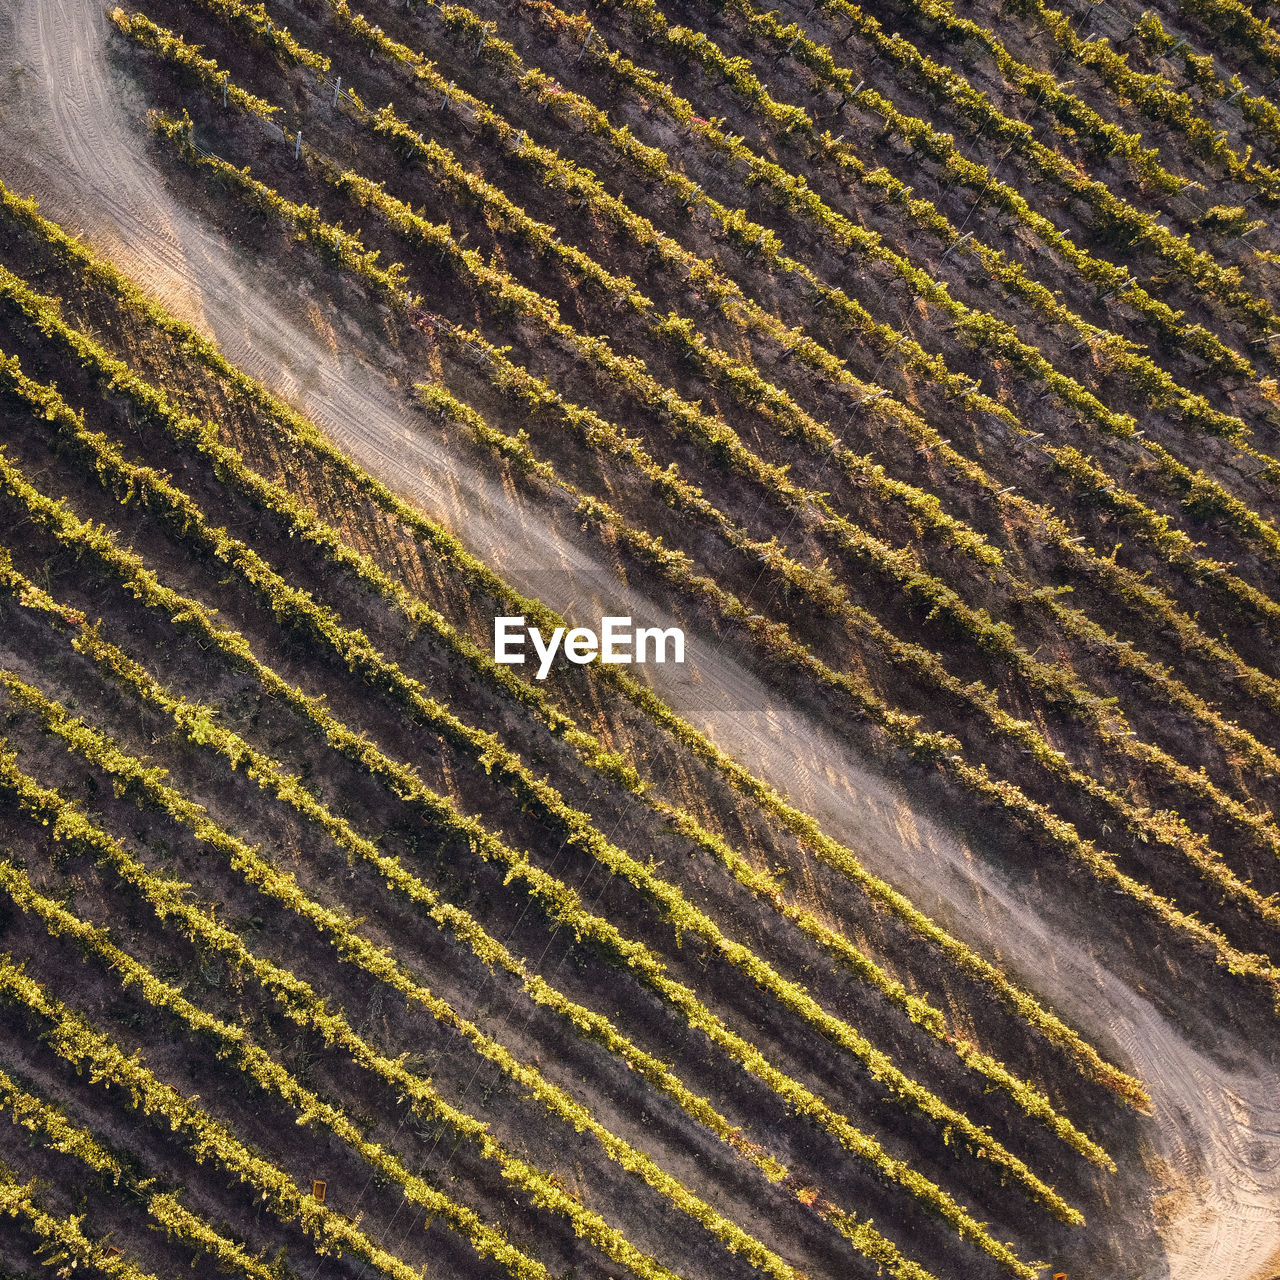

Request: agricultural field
left=0, top=0, right=1277, bottom=1275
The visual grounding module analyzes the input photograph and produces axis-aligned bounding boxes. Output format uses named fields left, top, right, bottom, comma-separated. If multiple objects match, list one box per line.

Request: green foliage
left=127, top=48, right=1280, bottom=1026
left=0, top=319, right=989, bottom=1270
left=0, top=955, right=439, bottom=1280
left=770, top=0, right=1280, bottom=320
left=0, top=744, right=688, bottom=1280
left=0, top=145, right=1187, bottom=1146
left=0, top=1066, right=287, bottom=1280
left=132, top=22, right=1280, bottom=814
left=109, top=10, right=279, bottom=119
left=0, top=1159, right=158, bottom=1280
left=594, top=0, right=1276, bottom=375
left=129, top=10, right=1280, bottom=743
left=1009, top=0, right=1280, bottom=194
left=422, top=378, right=1280, bottom=948
left=1199, top=205, right=1266, bottom=237
left=0, top=169, right=1155, bottom=1122
left=1181, top=0, right=1280, bottom=80
left=427, top=0, right=1280, bottom=622
left=0, top=362, right=1056, bottom=1270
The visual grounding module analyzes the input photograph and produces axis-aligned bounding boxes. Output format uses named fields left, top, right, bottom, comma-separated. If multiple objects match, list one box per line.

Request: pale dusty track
left=0, top=1, right=1277, bottom=1275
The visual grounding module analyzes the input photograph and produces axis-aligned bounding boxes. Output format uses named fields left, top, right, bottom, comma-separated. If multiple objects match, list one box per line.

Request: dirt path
left=0, top=2, right=1277, bottom=1275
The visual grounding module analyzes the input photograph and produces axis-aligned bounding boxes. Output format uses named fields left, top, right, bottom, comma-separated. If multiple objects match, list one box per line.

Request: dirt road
left=0, top=1, right=1276, bottom=1274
